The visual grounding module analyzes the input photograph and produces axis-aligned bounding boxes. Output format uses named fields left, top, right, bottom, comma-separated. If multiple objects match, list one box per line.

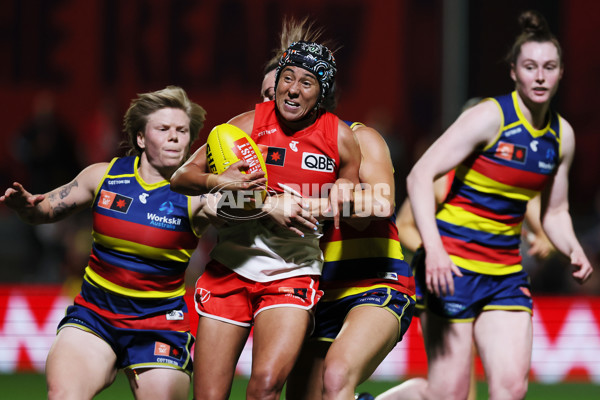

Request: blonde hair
left=122, top=86, right=206, bottom=156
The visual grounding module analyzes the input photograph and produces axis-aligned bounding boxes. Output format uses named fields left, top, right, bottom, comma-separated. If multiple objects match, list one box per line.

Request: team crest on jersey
left=266, top=147, right=286, bottom=166
left=495, top=141, right=527, bottom=164
left=98, top=190, right=133, bottom=213
left=302, top=152, right=335, bottom=172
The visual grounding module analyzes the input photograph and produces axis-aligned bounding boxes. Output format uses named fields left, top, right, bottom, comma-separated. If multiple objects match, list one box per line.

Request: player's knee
left=47, top=384, right=67, bottom=400
left=247, top=369, right=285, bottom=399
left=322, top=359, right=353, bottom=395
left=426, top=380, right=469, bottom=400
left=47, top=379, right=84, bottom=400
left=488, top=376, right=528, bottom=400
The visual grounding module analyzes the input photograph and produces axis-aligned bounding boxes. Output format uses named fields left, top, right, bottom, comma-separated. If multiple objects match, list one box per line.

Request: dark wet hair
left=275, top=40, right=337, bottom=109
left=263, top=17, right=339, bottom=112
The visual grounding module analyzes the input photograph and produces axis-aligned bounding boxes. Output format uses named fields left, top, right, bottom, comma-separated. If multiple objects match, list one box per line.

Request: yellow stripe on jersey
left=84, top=267, right=186, bottom=298
left=449, top=254, right=522, bottom=275
left=92, top=232, right=194, bottom=262
left=512, top=91, right=551, bottom=138
left=321, top=284, right=417, bottom=302
left=455, top=165, right=537, bottom=201
left=322, top=237, right=404, bottom=262
left=436, top=204, right=522, bottom=236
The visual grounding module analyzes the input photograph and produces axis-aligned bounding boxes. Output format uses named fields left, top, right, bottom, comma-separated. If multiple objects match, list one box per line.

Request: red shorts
left=194, top=260, right=323, bottom=327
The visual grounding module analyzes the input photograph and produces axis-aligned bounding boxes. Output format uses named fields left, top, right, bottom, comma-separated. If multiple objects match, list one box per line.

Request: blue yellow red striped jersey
left=84, top=156, right=200, bottom=299
left=319, top=215, right=415, bottom=301
left=318, top=120, right=414, bottom=301
left=438, top=91, right=561, bottom=275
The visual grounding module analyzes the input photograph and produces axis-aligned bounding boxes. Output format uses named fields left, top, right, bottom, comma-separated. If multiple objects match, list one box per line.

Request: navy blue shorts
left=413, top=248, right=533, bottom=321
left=312, top=287, right=415, bottom=342
left=58, top=303, right=194, bottom=375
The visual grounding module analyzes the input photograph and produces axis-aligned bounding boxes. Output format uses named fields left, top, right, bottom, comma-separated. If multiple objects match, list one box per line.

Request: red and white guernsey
left=252, top=100, right=340, bottom=197
left=208, top=101, right=341, bottom=282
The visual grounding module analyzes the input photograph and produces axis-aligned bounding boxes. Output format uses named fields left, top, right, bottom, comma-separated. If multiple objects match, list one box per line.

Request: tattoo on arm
left=51, top=202, right=78, bottom=220
left=59, top=181, right=79, bottom=199
left=45, top=181, right=80, bottom=222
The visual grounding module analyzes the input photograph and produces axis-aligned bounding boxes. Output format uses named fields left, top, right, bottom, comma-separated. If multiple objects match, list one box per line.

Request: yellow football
left=205, top=123, right=268, bottom=209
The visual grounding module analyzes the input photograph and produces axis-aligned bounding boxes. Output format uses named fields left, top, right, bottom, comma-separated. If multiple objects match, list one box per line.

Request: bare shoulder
left=557, top=115, right=575, bottom=160
left=443, top=99, right=503, bottom=147
left=74, top=162, right=111, bottom=193
left=228, top=110, right=256, bottom=134
left=337, top=120, right=358, bottom=142
left=352, top=124, right=387, bottom=147
left=558, top=115, right=575, bottom=138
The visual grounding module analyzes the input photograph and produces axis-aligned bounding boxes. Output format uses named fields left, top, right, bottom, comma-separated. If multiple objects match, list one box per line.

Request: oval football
left=205, top=123, right=268, bottom=209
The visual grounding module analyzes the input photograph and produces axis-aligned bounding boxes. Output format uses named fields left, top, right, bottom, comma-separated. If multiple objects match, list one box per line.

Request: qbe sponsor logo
left=301, top=152, right=335, bottom=172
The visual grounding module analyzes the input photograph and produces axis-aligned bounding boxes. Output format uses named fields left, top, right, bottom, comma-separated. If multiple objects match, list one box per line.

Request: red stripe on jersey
left=94, top=213, right=198, bottom=250
left=469, top=155, right=548, bottom=191
left=321, top=219, right=400, bottom=243
left=447, top=194, right=525, bottom=226
left=88, top=254, right=185, bottom=292
left=74, top=294, right=189, bottom=331
left=441, top=235, right=521, bottom=265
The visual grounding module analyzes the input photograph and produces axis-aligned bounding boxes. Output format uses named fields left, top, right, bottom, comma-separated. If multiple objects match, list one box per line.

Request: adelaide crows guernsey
left=319, top=215, right=415, bottom=300
left=437, top=91, right=561, bottom=275
left=319, top=121, right=414, bottom=300
left=83, top=156, right=200, bottom=299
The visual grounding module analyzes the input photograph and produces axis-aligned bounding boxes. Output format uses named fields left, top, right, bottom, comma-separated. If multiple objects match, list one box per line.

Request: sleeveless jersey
left=320, top=215, right=415, bottom=300
left=83, top=156, right=200, bottom=298
left=208, top=101, right=341, bottom=282
left=319, top=121, right=414, bottom=300
left=437, top=91, right=561, bottom=275
left=251, top=100, right=339, bottom=197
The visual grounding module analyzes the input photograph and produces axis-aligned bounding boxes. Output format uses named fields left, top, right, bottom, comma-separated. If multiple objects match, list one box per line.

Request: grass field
left=2, top=373, right=600, bottom=399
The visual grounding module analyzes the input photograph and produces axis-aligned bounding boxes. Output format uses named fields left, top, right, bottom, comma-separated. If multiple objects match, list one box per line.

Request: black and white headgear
left=274, top=40, right=337, bottom=107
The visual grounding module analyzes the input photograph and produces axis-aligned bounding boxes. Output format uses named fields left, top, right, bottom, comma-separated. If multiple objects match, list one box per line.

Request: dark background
left=1, top=0, right=599, bottom=294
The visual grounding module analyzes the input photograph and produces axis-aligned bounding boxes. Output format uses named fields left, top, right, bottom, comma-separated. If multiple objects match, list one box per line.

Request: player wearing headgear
left=171, top=37, right=361, bottom=400
left=256, top=18, right=416, bottom=399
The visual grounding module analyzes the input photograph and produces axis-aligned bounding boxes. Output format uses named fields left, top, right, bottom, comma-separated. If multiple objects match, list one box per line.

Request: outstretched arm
left=1, top=163, right=107, bottom=224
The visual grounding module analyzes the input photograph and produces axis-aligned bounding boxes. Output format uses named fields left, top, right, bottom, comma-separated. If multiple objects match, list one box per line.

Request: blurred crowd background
left=1, top=0, right=599, bottom=296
